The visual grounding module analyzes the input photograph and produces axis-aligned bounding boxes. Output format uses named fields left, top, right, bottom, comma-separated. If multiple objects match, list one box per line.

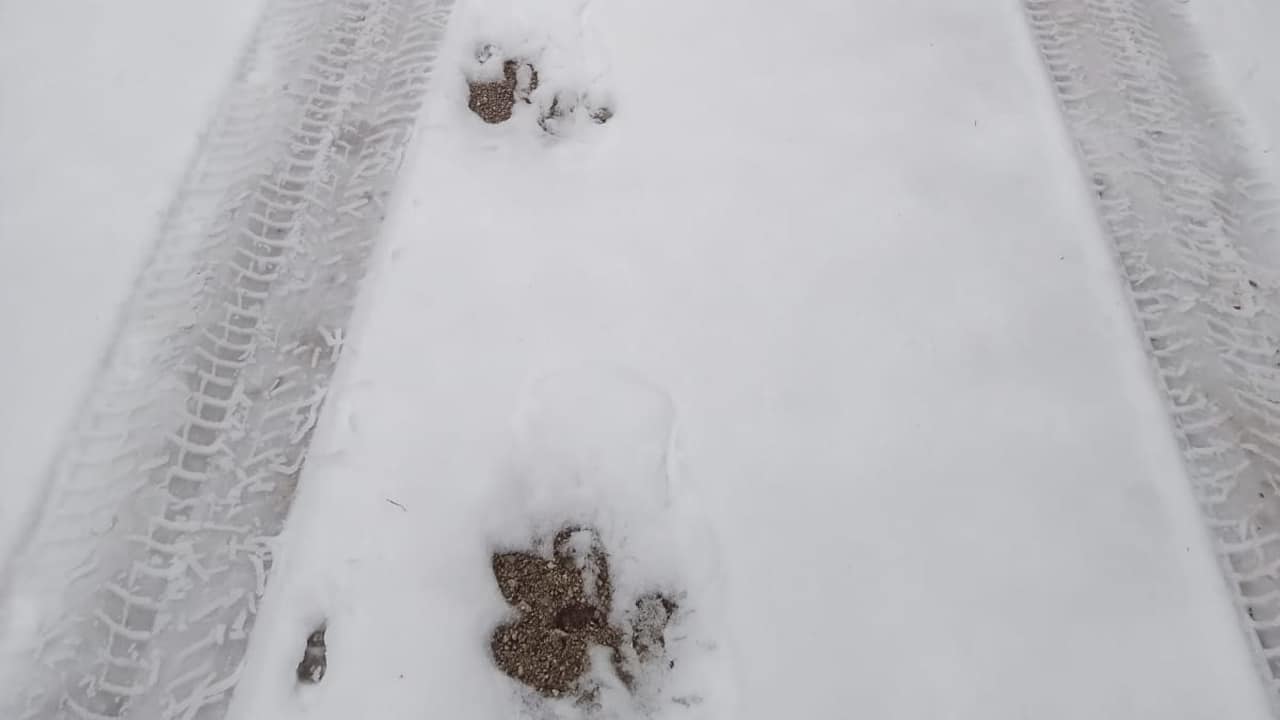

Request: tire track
left=1024, top=0, right=1280, bottom=708
left=0, top=1, right=452, bottom=717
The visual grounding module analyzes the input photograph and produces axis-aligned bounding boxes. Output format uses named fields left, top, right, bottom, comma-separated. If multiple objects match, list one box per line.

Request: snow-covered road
left=1027, top=0, right=1280, bottom=699
left=2, top=0, right=1280, bottom=718
left=2, top=1, right=452, bottom=717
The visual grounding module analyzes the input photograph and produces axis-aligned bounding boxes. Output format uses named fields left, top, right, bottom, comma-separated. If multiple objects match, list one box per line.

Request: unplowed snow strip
left=1024, top=0, right=1280, bottom=707
left=0, top=0, right=452, bottom=717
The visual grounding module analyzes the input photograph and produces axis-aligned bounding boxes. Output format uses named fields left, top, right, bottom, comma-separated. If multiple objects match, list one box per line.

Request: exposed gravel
left=490, top=527, right=677, bottom=699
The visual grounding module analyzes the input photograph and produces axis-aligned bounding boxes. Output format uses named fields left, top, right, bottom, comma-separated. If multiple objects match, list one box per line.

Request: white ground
left=231, top=0, right=1271, bottom=718
left=1190, top=0, right=1280, bottom=183
left=2, top=0, right=1279, bottom=718
left=0, top=0, right=263, bottom=562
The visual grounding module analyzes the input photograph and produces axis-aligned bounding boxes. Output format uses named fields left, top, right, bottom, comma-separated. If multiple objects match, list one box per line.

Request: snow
left=0, top=0, right=1273, bottom=717
left=227, top=0, right=1272, bottom=719
left=0, top=0, right=262, bottom=562
left=1187, top=0, right=1280, bottom=182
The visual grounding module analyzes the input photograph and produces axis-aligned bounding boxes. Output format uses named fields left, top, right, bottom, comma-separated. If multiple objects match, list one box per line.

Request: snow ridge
left=1024, top=0, right=1280, bottom=707
left=0, top=0, right=453, bottom=718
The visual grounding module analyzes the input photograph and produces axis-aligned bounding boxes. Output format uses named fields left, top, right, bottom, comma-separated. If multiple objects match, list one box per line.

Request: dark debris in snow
left=296, top=624, right=328, bottom=684
left=489, top=527, right=677, bottom=700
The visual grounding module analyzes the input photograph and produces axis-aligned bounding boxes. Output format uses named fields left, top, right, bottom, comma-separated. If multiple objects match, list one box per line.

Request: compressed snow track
left=0, top=0, right=452, bottom=718
left=1024, top=0, right=1280, bottom=706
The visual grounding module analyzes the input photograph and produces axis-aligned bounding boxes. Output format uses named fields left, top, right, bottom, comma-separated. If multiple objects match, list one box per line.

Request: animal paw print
left=467, top=44, right=538, bottom=124
left=489, top=527, right=678, bottom=700
left=490, top=527, right=620, bottom=698
left=465, top=43, right=613, bottom=133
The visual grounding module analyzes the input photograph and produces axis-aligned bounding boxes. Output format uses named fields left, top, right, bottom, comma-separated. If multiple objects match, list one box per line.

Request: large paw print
left=490, top=528, right=621, bottom=698
left=489, top=527, right=678, bottom=700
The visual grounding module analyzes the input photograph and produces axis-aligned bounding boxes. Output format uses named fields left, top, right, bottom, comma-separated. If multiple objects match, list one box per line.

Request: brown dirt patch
left=466, top=46, right=612, bottom=131
left=468, top=58, right=538, bottom=124
left=490, top=527, right=676, bottom=700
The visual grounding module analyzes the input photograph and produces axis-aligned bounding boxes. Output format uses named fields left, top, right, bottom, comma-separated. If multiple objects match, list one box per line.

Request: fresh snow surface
left=224, top=0, right=1273, bottom=719
left=0, top=2, right=452, bottom=717
left=1025, top=0, right=1280, bottom=700
left=1188, top=0, right=1280, bottom=184
left=0, top=0, right=263, bottom=563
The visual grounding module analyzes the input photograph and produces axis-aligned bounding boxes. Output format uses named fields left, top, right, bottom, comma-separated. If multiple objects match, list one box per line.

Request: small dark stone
left=296, top=624, right=327, bottom=684
left=590, top=106, right=614, bottom=124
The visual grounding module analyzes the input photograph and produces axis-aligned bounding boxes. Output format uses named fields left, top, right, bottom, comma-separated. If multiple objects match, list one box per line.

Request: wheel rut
left=1024, top=0, right=1280, bottom=708
left=0, top=1, right=453, bottom=718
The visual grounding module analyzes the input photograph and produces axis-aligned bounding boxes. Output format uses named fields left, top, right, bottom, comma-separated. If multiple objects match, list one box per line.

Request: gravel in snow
left=3, top=0, right=1280, bottom=718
